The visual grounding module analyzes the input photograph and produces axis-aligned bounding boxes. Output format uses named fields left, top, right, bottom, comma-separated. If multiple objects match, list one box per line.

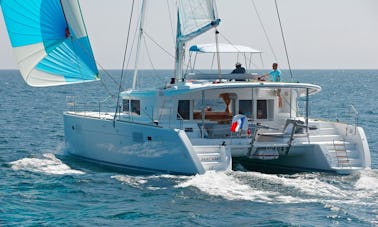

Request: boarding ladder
left=193, top=145, right=231, bottom=171
left=248, top=119, right=300, bottom=158
left=333, top=140, right=351, bottom=167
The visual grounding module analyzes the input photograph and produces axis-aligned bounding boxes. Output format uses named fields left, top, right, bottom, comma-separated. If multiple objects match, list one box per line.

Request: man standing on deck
left=261, top=62, right=281, bottom=82
left=261, top=63, right=283, bottom=107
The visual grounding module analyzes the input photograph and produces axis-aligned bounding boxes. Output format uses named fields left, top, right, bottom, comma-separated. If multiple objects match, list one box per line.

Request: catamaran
left=1, top=0, right=370, bottom=175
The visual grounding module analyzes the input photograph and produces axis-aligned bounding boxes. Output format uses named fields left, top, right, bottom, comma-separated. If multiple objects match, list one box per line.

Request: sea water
left=0, top=69, right=377, bottom=226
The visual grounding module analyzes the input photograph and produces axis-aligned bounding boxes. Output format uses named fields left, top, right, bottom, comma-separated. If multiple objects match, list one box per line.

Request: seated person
left=231, top=62, right=246, bottom=74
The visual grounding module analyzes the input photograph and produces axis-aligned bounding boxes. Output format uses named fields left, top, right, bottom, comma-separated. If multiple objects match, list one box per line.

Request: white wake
left=10, top=153, right=85, bottom=175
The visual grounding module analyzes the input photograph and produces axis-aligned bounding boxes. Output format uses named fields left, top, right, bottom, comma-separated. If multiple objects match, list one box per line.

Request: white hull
left=64, top=112, right=232, bottom=175
left=231, top=120, right=371, bottom=174
left=234, top=144, right=367, bottom=174
left=64, top=110, right=370, bottom=175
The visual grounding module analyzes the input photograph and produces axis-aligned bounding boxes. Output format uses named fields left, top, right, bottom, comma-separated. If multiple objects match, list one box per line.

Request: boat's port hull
left=63, top=112, right=231, bottom=175
left=64, top=112, right=206, bottom=175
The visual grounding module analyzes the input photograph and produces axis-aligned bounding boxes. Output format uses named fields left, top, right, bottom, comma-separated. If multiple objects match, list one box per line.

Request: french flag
left=230, top=115, right=248, bottom=132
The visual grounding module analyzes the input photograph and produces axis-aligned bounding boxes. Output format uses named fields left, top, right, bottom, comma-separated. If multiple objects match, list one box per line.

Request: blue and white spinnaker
left=0, top=0, right=98, bottom=86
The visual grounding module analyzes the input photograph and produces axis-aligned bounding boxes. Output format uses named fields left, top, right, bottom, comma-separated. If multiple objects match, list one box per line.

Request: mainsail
left=175, top=0, right=220, bottom=80
left=0, top=0, right=99, bottom=87
left=177, top=0, right=219, bottom=41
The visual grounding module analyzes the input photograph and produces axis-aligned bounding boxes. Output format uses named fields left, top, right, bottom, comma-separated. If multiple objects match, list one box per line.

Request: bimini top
left=189, top=43, right=262, bottom=54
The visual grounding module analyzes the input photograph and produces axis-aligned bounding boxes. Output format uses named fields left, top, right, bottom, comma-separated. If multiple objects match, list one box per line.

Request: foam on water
left=76, top=169, right=377, bottom=225
left=355, top=169, right=378, bottom=192
left=10, top=153, right=85, bottom=175
left=111, top=174, right=181, bottom=190
left=245, top=171, right=346, bottom=198
left=175, top=171, right=309, bottom=203
left=111, top=175, right=148, bottom=189
left=109, top=167, right=378, bottom=219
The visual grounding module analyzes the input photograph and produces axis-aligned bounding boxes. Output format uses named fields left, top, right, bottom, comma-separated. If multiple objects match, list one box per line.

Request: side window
left=123, top=99, right=140, bottom=115
left=257, top=100, right=267, bottom=119
left=257, top=100, right=274, bottom=120
left=131, top=100, right=140, bottom=115
left=178, top=100, right=190, bottom=120
left=123, top=99, right=129, bottom=112
left=267, top=100, right=274, bottom=120
left=239, top=100, right=253, bottom=118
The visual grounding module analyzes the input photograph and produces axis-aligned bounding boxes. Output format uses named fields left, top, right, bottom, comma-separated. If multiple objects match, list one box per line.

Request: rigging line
left=274, top=0, right=294, bottom=80
left=218, top=33, right=260, bottom=69
left=96, top=63, right=122, bottom=87
left=101, top=16, right=139, bottom=90
left=122, top=17, right=140, bottom=83
left=114, top=0, right=136, bottom=124
left=143, top=37, right=157, bottom=71
left=144, top=30, right=196, bottom=76
left=94, top=60, right=128, bottom=100
left=120, top=0, right=136, bottom=79
left=250, top=0, right=278, bottom=62
left=98, top=72, right=117, bottom=100
left=166, top=0, right=176, bottom=43
left=143, top=31, right=176, bottom=60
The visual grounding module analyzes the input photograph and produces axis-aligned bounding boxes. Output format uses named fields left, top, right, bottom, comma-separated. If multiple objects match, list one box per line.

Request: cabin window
left=239, top=100, right=253, bottom=118
left=178, top=100, right=190, bottom=120
left=123, top=99, right=140, bottom=115
left=192, top=98, right=233, bottom=123
left=257, top=100, right=267, bottom=119
left=193, top=99, right=230, bottom=113
left=257, top=100, right=274, bottom=120
left=131, top=100, right=141, bottom=115
left=267, top=100, right=274, bottom=120
left=122, top=99, right=129, bottom=112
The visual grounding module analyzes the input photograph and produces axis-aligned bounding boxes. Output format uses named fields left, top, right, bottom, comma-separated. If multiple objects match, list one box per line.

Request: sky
left=0, top=0, right=377, bottom=70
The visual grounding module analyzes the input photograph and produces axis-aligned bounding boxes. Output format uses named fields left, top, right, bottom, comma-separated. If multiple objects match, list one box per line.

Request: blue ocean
left=1, top=69, right=377, bottom=226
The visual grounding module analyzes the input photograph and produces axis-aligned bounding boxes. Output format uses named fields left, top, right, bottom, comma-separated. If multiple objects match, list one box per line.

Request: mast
left=305, top=88, right=309, bottom=133
left=132, top=0, right=147, bottom=89
left=174, top=12, right=185, bottom=83
left=215, top=29, right=222, bottom=80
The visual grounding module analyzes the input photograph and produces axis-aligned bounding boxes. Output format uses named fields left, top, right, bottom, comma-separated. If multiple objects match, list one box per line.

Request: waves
left=7, top=151, right=378, bottom=225
left=10, top=153, right=85, bottom=175
left=112, top=169, right=378, bottom=198
left=109, top=169, right=378, bottom=224
left=43, top=163, right=376, bottom=209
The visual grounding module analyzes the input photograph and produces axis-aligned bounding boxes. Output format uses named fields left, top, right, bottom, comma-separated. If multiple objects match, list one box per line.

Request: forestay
left=0, top=0, right=98, bottom=87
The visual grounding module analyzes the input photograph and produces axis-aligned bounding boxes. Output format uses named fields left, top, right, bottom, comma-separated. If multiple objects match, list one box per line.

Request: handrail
left=348, top=105, right=359, bottom=135
left=65, top=96, right=115, bottom=118
left=349, top=104, right=359, bottom=116
left=296, top=102, right=359, bottom=133
left=333, top=139, right=351, bottom=167
left=176, top=113, right=184, bottom=130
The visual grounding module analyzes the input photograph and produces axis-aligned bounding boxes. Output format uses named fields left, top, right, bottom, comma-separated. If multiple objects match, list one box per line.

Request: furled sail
left=175, top=0, right=220, bottom=80
left=177, top=0, right=220, bottom=41
left=0, top=0, right=99, bottom=87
